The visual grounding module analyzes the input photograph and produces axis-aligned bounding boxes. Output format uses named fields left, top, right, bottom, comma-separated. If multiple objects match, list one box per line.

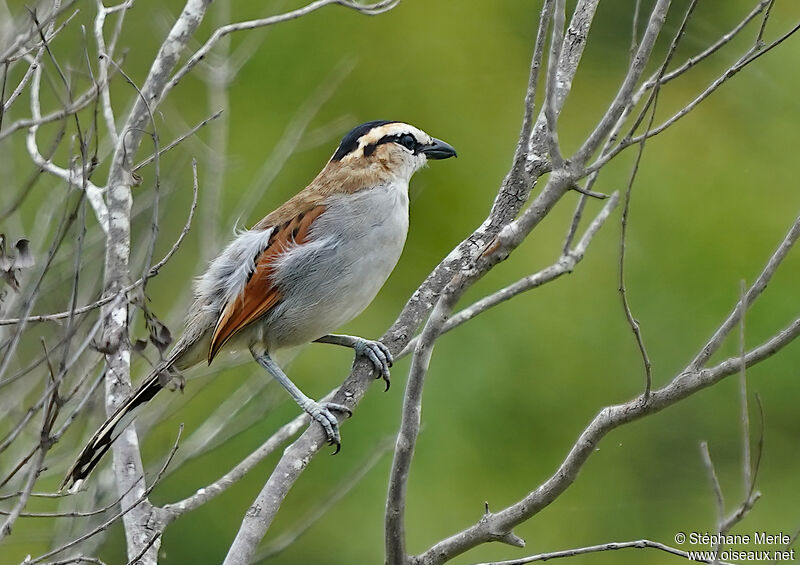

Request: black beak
left=421, top=137, right=457, bottom=160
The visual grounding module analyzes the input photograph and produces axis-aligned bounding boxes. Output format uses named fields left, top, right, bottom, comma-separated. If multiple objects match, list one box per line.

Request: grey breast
left=261, top=184, right=409, bottom=349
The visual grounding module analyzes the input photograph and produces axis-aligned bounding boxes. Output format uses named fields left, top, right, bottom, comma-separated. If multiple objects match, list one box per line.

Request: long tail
left=61, top=369, right=168, bottom=492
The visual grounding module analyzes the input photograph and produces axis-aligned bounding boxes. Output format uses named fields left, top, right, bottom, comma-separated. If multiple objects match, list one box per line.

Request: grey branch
left=4, top=1, right=798, bottom=563
left=689, top=211, right=800, bottom=371
left=398, top=191, right=619, bottom=362
left=411, top=206, right=800, bottom=564
left=161, top=409, right=310, bottom=519
left=24, top=64, right=108, bottom=230
left=220, top=1, right=800, bottom=563
left=256, top=438, right=393, bottom=561
left=470, top=539, right=735, bottom=565
left=162, top=0, right=400, bottom=106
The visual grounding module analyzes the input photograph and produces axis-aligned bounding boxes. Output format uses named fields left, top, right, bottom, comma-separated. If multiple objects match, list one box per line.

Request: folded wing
left=208, top=205, right=327, bottom=362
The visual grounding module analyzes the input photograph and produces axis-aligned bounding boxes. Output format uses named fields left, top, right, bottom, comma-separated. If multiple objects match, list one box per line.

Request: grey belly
left=257, top=190, right=408, bottom=350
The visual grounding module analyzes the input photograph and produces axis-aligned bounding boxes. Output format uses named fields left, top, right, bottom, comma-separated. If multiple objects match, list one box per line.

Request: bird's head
left=329, top=120, right=457, bottom=183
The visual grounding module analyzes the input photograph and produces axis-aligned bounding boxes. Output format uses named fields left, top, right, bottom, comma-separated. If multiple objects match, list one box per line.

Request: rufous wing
left=208, top=205, right=327, bottom=362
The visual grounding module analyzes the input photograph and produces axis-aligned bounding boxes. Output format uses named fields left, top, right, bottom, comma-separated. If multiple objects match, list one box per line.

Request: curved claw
left=354, top=339, right=393, bottom=391
left=303, top=400, right=351, bottom=453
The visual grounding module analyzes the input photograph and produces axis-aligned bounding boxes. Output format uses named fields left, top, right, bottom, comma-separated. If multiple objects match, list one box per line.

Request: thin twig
left=738, top=280, right=751, bottom=494
left=629, top=0, right=642, bottom=64
left=23, top=64, right=108, bottom=229
left=0, top=162, right=199, bottom=328
left=132, top=110, right=222, bottom=172
left=514, top=0, right=554, bottom=165
left=399, top=193, right=619, bottom=359
left=161, top=409, right=309, bottom=520
left=0, top=0, right=79, bottom=62
left=688, top=212, right=800, bottom=371
left=25, top=425, right=182, bottom=564
left=412, top=310, right=800, bottom=565
left=586, top=14, right=800, bottom=177
left=616, top=0, right=699, bottom=400
left=163, top=0, right=400, bottom=106
left=472, top=539, right=734, bottom=565
left=124, top=532, right=162, bottom=565
left=572, top=0, right=671, bottom=166
left=700, top=441, right=725, bottom=528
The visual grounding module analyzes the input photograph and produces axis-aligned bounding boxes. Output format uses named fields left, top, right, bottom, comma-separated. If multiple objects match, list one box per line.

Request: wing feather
left=208, top=205, right=327, bottom=362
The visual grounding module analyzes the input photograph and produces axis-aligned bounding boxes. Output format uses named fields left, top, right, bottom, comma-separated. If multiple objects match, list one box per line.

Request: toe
left=306, top=402, right=343, bottom=449
left=364, top=347, right=380, bottom=369
left=323, top=401, right=352, bottom=418
left=365, top=342, right=391, bottom=380
left=376, top=342, right=394, bottom=367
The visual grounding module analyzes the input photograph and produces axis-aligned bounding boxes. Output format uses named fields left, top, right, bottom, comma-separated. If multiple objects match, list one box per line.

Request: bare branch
left=0, top=188, right=85, bottom=383
left=514, top=0, right=553, bottom=164
left=145, top=158, right=199, bottom=279
left=573, top=0, right=671, bottom=166
left=411, top=203, right=800, bottom=564
left=689, top=211, right=800, bottom=371
left=24, top=64, right=108, bottom=230
left=162, top=0, right=400, bottom=107
left=412, top=308, right=799, bottom=565
left=0, top=53, right=121, bottom=143
left=525, top=0, right=599, bottom=174
left=221, top=422, right=331, bottom=564
left=399, top=193, right=620, bottom=359
left=256, top=438, right=393, bottom=560
left=161, top=408, right=309, bottom=519
left=2, top=9, right=80, bottom=113
left=700, top=441, right=725, bottom=528
left=0, top=383, right=54, bottom=541
left=3, top=2, right=797, bottom=563
left=0, top=175, right=197, bottom=328
left=737, top=280, right=751, bottom=495
left=386, top=289, right=460, bottom=565
left=132, top=110, right=221, bottom=172
left=644, top=0, right=770, bottom=91
left=123, top=532, right=162, bottom=565
left=564, top=0, right=773, bottom=255
left=38, top=556, right=107, bottom=565
left=471, top=539, right=734, bottom=565
left=0, top=471, right=137, bottom=518
left=0, top=0, right=79, bottom=62
left=586, top=12, right=800, bottom=177
left=629, top=0, right=642, bottom=63
left=93, top=0, right=128, bottom=148
left=26, top=425, right=182, bottom=564
left=542, top=0, right=565, bottom=168
left=643, top=17, right=800, bottom=141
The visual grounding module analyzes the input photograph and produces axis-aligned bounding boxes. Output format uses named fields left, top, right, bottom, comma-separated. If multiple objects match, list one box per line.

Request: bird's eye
left=399, top=134, right=416, bottom=151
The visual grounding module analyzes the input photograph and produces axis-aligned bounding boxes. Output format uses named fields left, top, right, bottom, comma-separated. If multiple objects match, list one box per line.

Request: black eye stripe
left=363, top=133, right=419, bottom=157
left=332, top=120, right=396, bottom=161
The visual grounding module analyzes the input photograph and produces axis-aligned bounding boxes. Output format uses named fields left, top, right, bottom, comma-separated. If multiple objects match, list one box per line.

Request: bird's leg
left=314, top=334, right=393, bottom=390
left=250, top=347, right=351, bottom=452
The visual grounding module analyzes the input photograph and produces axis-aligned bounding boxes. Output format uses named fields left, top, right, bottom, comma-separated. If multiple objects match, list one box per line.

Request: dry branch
left=2, top=1, right=799, bottom=564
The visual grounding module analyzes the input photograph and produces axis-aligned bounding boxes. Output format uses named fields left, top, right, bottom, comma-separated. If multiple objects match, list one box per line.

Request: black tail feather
left=61, top=370, right=166, bottom=491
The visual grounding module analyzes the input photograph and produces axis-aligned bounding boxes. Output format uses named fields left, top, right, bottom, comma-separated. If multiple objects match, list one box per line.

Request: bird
left=62, top=120, right=456, bottom=491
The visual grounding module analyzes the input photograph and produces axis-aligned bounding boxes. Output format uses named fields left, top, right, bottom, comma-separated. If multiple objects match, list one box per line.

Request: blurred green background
left=2, top=0, right=800, bottom=563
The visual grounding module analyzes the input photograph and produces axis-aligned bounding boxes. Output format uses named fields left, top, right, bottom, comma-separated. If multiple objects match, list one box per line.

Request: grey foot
left=353, top=339, right=393, bottom=391
left=166, top=373, right=185, bottom=393
left=302, top=400, right=351, bottom=454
